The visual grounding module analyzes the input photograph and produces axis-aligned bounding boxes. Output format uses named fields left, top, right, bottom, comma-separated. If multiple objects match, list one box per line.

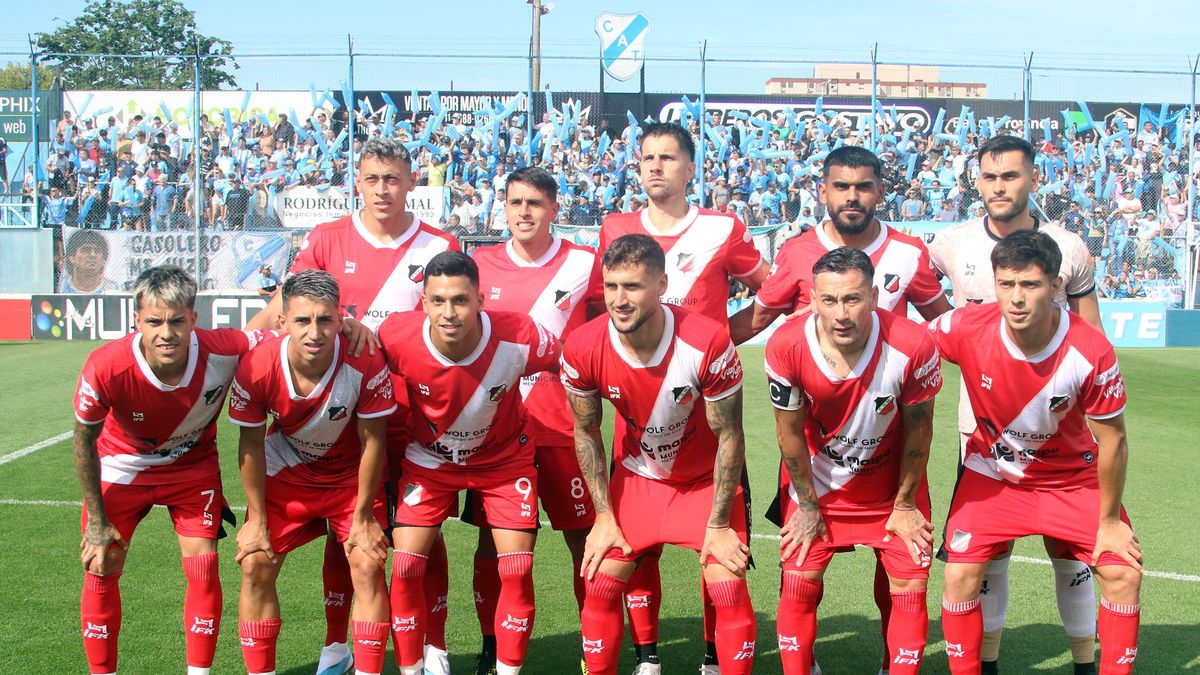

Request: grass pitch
left=1, top=341, right=1197, bottom=673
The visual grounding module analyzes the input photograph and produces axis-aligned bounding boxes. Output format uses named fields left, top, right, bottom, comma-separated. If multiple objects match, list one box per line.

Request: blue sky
left=3, top=1, right=1199, bottom=101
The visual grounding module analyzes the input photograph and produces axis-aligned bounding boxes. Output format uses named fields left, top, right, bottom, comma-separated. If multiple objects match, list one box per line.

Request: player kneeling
left=230, top=270, right=395, bottom=675
left=765, top=247, right=941, bottom=674
left=930, top=230, right=1142, bottom=674
left=377, top=251, right=561, bottom=675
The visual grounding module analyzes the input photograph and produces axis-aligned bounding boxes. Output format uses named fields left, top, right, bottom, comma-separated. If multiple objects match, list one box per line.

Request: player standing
left=564, top=234, right=757, bottom=675
left=246, top=138, right=460, bottom=675
left=377, top=251, right=560, bottom=675
left=467, top=166, right=597, bottom=672
left=927, top=135, right=1103, bottom=675
left=590, top=121, right=769, bottom=674
left=930, top=229, right=1141, bottom=675
left=764, top=247, right=941, bottom=674
left=229, top=270, right=395, bottom=675
left=72, top=266, right=271, bottom=675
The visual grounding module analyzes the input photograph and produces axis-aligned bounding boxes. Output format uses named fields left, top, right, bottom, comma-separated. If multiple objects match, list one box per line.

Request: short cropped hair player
left=72, top=266, right=272, bottom=675
left=564, top=234, right=757, bottom=675
left=927, top=134, right=1105, bottom=675
left=229, top=270, right=396, bottom=675
left=765, top=247, right=941, bottom=674
left=929, top=230, right=1142, bottom=675
left=376, top=251, right=561, bottom=675
left=466, top=166, right=598, bottom=671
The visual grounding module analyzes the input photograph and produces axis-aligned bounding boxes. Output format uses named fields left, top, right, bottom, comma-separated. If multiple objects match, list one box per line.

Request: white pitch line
left=0, top=431, right=72, bottom=465
left=2, top=499, right=1195, bottom=583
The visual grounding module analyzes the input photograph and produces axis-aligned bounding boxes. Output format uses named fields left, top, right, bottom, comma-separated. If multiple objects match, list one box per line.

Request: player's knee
left=347, top=551, right=387, bottom=586
left=1096, top=565, right=1141, bottom=602
left=943, top=563, right=985, bottom=600
left=239, top=552, right=281, bottom=586
left=888, top=576, right=927, bottom=593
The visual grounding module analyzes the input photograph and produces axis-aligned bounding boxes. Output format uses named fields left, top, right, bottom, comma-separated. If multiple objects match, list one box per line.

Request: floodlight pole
left=698, top=40, right=707, bottom=207
left=29, top=35, right=40, bottom=228
left=870, top=43, right=878, bottom=151
left=193, top=35, right=203, bottom=287
left=1022, top=52, right=1033, bottom=142
left=347, top=34, right=355, bottom=206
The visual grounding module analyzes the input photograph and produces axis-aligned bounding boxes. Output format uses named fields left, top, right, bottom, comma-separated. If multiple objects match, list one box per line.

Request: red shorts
left=464, top=444, right=595, bottom=531
left=780, top=499, right=931, bottom=578
left=394, top=459, right=539, bottom=531
left=82, top=474, right=226, bottom=541
left=607, top=464, right=748, bottom=565
left=264, top=475, right=388, bottom=554
left=940, top=469, right=1134, bottom=567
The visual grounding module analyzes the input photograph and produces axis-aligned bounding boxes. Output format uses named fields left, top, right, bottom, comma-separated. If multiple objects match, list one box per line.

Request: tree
left=35, top=0, right=238, bottom=89
left=0, top=62, right=59, bottom=90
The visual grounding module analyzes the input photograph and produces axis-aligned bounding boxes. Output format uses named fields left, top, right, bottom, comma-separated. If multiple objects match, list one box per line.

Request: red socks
left=322, top=534, right=353, bottom=646
left=941, top=596, right=982, bottom=674
left=624, top=551, right=662, bottom=646
left=474, top=552, right=501, bottom=639
left=777, top=574, right=821, bottom=675
left=424, top=536, right=450, bottom=651
left=389, top=551, right=428, bottom=668
left=581, top=572, right=627, bottom=675
left=495, top=552, right=536, bottom=667
left=81, top=572, right=121, bottom=674
left=352, top=620, right=390, bottom=674
left=706, top=579, right=757, bottom=675
left=182, top=553, right=221, bottom=668
left=1098, top=598, right=1140, bottom=674
left=886, top=590, right=928, bottom=674
left=702, top=576, right=717, bottom=645
left=238, top=618, right=281, bottom=674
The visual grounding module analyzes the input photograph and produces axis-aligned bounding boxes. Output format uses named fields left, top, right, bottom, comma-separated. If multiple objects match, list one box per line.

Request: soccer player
left=376, top=251, right=560, bottom=675
left=72, top=265, right=271, bottom=675
left=229, top=270, right=396, bottom=675
left=729, top=145, right=950, bottom=345
left=929, top=229, right=1141, bottom=675
left=467, top=166, right=597, bottom=671
left=765, top=247, right=942, bottom=675
left=246, top=138, right=460, bottom=675
left=590, top=121, right=769, bottom=674
left=564, top=234, right=757, bottom=675
left=927, top=134, right=1103, bottom=675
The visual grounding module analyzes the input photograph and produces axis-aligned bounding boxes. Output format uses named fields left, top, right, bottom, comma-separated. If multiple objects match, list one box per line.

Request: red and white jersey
left=227, top=334, right=396, bottom=486
left=377, top=310, right=559, bottom=471
left=928, top=303, right=1126, bottom=488
left=590, top=206, right=764, bottom=322
left=74, top=328, right=272, bottom=485
left=756, top=222, right=944, bottom=315
left=473, top=236, right=596, bottom=447
left=927, top=218, right=1095, bottom=308
left=561, top=305, right=743, bottom=485
left=291, top=211, right=460, bottom=331
left=765, top=311, right=941, bottom=516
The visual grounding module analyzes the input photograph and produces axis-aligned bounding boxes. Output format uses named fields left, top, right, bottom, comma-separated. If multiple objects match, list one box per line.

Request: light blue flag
left=906, top=153, right=918, bottom=180
left=1075, top=101, right=1097, bottom=132
left=500, top=94, right=524, bottom=120
left=544, top=90, right=555, bottom=121
left=309, top=84, right=320, bottom=109
left=337, top=82, right=350, bottom=110
left=382, top=92, right=397, bottom=111
left=1041, top=118, right=1052, bottom=143
left=382, top=105, right=396, bottom=136
left=932, top=108, right=946, bottom=134
left=224, top=109, right=234, bottom=141
left=1094, top=167, right=1105, bottom=196
left=158, top=101, right=173, bottom=124
left=76, top=93, right=94, bottom=118
left=1038, top=181, right=1064, bottom=195
left=935, top=133, right=958, bottom=143
left=727, top=110, right=749, bottom=121
left=430, top=91, right=442, bottom=117
left=239, top=91, right=253, bottom=117
left=1104, top=174, right=1117, bottom=200
left=332, top=130, right=348, bottom=155
left=814, top=97, right=823, bottom=118
left=1060, top=109, right=1075, bottom=135
left=626, top=110, right=640, bottom=130
left=309, top=117, right=329, bottom=154
left=1084, top=142, right=1094, bottom=166
left=91, top=106, right=113, bottom=118
left=1065, top=141, right=1075, bottom=167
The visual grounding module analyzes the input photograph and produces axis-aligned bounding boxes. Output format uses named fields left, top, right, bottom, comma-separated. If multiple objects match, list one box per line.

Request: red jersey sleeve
left=560, top=332, right=598, bottom=397
left=926, top=307, right=962, bottom=364
left=755, top=246, right=801, bottom=310
left=764, top=322, right=804, bottom=410
left=228, top=356, right=269, bottom=427
left=519, top=317, right=561, bottom=377
left=724, top=215, right=765, bottom=279
left=1079, top=347, right=1127, bottom=420
left=907, top=246, right=946, bottom=307
left=357, top=353, right=399, bottom=419
left=900, top=329, right=943, bottom=406
left=74, top=357, right=111, bottom=425
left=698, top=327, right=743, bottom=401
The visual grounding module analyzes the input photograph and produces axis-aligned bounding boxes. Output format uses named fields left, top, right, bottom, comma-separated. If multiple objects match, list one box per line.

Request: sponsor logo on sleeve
left=560, top=355, right=580, bottom=381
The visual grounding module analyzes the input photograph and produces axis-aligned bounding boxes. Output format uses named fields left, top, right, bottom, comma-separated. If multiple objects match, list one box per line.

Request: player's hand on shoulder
left=779, top=503, right=827, bottom=565
left=580, top=514, right=631, bottom=581
left=342, top=316, right=379, bottom=357
left=1092, top=518, right=1142, bottom=571
left=235, top=519, right=277, bottom=565
left=701, top=526, right=750, bottom=573
left=345, top=517, right=389, bottom=568
left=883, top=506, right=935, bottom=566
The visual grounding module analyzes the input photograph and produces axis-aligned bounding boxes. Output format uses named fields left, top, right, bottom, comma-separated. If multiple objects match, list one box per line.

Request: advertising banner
left=277, top=185, right=446, bottom=229
left=31, top=293, right=268, bottom=340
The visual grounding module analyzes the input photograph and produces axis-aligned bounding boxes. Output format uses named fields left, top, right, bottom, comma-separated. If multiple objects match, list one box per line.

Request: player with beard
left=588, top=122, right=769, bottom=674
left=730, top=146, right=949, bottom=675
left=927, top=135, right=1103, bottom=675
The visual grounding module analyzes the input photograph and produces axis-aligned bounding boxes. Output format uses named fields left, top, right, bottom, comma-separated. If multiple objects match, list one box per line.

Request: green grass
left=1, top=341, right=1198, bottom=673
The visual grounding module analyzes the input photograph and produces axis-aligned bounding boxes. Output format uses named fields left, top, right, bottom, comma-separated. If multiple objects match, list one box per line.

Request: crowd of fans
left=10, top=98, right=1195, bottom=305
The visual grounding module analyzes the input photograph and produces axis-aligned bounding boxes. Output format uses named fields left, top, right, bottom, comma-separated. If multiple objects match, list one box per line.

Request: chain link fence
left=3, top=45, right=1196, bottom=306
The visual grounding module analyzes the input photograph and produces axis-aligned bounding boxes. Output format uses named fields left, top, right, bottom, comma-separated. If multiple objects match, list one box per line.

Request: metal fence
left=1, top=43, right=1196, bottom=307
